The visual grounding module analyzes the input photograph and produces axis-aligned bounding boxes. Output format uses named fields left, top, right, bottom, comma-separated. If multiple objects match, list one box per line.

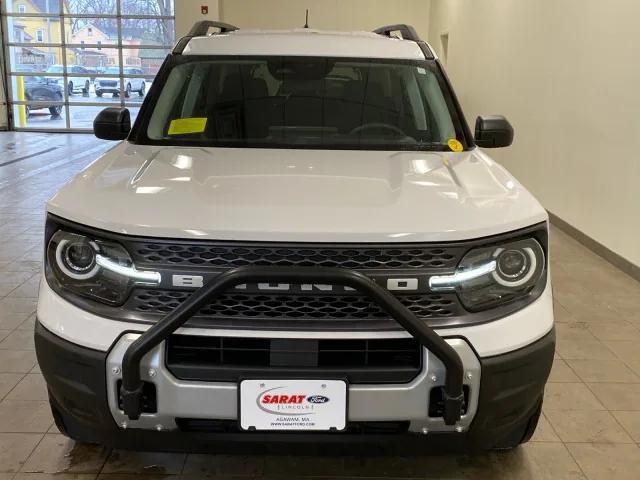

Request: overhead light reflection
left=135, top=186, right=166, bottom=194
left=172, top=154, right=193, bottom=170
left=412, top=159, right=434, bottom=175
left=184, top=229, right=208, bottom=236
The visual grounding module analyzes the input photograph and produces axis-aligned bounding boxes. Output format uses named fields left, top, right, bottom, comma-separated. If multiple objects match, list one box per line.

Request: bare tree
left=64, top=0, right=117, bottom=35
left=64, top=0, right=174, bottom=45
left=120, top=0, right=174, bottom=45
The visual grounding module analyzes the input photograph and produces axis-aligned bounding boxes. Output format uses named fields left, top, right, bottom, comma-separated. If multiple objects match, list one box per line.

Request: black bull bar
left=120, top=266, right=466, bottom=425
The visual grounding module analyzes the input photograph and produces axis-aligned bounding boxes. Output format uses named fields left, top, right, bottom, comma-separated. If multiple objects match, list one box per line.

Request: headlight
left=54, top=234, right=99, bottom=279
left=46, top=230, right=160, bottom=306
left=429, top=238, right=545, bottom=312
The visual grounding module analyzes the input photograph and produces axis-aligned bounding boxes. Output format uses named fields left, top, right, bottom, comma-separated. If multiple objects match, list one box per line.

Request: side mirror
left=94, top=107, right=131, bottom=140
left=475, top=115, right=514, bottom=148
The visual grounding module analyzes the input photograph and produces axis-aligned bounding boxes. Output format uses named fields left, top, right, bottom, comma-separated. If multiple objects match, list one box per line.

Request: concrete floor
left=0, top=132, right=639, bottom=479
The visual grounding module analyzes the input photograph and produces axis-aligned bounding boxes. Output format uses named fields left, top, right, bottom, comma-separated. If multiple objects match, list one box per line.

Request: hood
left=47, top=143, right=547, bottom=242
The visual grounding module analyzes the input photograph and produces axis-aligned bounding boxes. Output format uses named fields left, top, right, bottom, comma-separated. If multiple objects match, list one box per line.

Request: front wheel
left=49, top=105, right=62, bottom=116
left=67, top=81, right=74, bottom=96
left=82, top=80, right=90, bottom=96
left=125, top=83, right=132, bottom=98
left=138, top=82, right=145, bottom=97
left=96, top=90, right=103, bottom=97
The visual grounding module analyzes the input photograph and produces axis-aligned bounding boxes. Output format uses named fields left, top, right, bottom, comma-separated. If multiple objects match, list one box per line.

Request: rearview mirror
left=475, top=115, right=514, bottom=148
left=94, top=107, right=131, bottom=141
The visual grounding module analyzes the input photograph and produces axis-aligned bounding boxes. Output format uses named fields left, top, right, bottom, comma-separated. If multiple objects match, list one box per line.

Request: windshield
left=46, top=66, right=63, bottom=74
left=141, top=56, right=464, bottom=151
left=104, top=67, right=120, bottom=74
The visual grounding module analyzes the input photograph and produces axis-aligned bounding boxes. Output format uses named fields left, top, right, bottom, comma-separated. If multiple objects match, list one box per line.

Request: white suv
left=95, top=67, right=146, bottom=98
left=45, top=64, right=92, bottom=96
left=36, top=22, right=554, bottom=453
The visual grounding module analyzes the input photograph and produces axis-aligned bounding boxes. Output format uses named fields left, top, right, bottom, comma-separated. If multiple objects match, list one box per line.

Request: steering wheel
left=349, top=122, right=406, bottom=137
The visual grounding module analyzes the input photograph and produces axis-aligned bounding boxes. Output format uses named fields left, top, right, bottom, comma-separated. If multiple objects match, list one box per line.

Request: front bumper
left=36, top=321, right=555, bottom=452
left=95, top=87, right=119, bottom=94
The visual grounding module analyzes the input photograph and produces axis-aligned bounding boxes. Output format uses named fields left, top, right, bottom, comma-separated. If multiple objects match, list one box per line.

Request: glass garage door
left=1, top=0, right=175, bottom=131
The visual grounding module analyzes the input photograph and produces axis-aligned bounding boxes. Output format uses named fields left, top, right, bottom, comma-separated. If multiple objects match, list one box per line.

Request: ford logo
left=307, top=395, right=330, bottom=404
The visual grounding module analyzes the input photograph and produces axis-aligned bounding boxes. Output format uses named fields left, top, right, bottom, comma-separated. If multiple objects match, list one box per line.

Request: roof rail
left=373, top=24, right=435, bottom=60
left=173, top=21, right=239, bottom=54
left=373, top=24, right=421, bottom=42
left=187, top=20, right=239, bottom=37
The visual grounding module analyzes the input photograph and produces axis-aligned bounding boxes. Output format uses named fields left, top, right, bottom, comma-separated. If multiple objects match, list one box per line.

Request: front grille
left=166, top=335, right=422, bottom=384
left=129, top=289, right=463, bottom=322
left=129, top=242, right=464, bottom=270
left=99, top=80, right=118, bottom=87
left=118, top=239, right=471, bottom=329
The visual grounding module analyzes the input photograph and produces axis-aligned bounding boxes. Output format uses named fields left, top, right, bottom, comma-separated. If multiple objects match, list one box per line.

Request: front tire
left=49, top=105, right=62, bottom=117
left=96, top=90, right=103, bottom=97
left=125, top=83, right=132, bottom=98
left=138, top=82, right=145, bottom=97
left=67, top=81, right=74, bottom=96
left=83, top=80, right=90, bottom=96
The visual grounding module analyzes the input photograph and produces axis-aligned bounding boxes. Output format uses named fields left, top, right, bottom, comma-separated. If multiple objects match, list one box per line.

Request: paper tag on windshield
left=168, top=118, right=207, bottom=135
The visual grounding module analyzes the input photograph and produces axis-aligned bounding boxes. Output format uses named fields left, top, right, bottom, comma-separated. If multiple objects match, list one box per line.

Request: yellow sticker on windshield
left=447, top=138, right=464, bottom=152
left=168, top=118, right=207, bottom=135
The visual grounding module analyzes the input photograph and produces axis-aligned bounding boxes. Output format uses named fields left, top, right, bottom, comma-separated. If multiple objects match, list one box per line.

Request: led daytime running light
left=429, top=260, right=497, bottom=292
left=95, top=254, right=161, bottom=285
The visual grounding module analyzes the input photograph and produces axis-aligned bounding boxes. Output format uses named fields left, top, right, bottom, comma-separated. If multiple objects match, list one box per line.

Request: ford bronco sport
left=36, top=22, right=555, bottom=452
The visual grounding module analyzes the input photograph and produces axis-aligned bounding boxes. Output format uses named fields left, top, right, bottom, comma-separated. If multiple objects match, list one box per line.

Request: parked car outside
left=23, top=76, right=63, bottom=117
left=94, top=67, right=146, bottom=98
left=45, top=65, right=92, bottom=96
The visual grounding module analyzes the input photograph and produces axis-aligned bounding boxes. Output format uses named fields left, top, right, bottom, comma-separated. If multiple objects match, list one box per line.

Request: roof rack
left=373, top=24, right=421, bottom=42
left=187, top=20, right=239, bottom=37
left=173, top=21, right=239, bottom=54
left=373, top=24, right=435, bottom=60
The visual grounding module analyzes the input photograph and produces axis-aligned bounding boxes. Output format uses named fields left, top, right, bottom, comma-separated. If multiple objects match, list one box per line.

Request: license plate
left=239, top=379, right=347, bottom=431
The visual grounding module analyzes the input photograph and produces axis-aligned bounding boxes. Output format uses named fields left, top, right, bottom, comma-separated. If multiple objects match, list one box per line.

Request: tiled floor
left=0, top=132, right=639, bottom=479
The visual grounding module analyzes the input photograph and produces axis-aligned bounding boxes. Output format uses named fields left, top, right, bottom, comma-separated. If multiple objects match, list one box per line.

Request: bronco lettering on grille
left=170, top=276, right=421, bottom=291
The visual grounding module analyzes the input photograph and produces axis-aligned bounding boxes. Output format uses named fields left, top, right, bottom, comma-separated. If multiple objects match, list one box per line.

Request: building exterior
left=11, top=0, right=72, bottom=67
left=70, top=22, right=143, bottom=69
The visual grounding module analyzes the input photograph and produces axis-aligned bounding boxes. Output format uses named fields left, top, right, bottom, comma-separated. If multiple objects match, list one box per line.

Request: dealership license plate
left=239, top=379, right=347, bottom=431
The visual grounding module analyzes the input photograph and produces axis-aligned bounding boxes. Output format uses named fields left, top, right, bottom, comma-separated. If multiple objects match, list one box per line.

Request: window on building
left=4, top=0, right=175, bottom=130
